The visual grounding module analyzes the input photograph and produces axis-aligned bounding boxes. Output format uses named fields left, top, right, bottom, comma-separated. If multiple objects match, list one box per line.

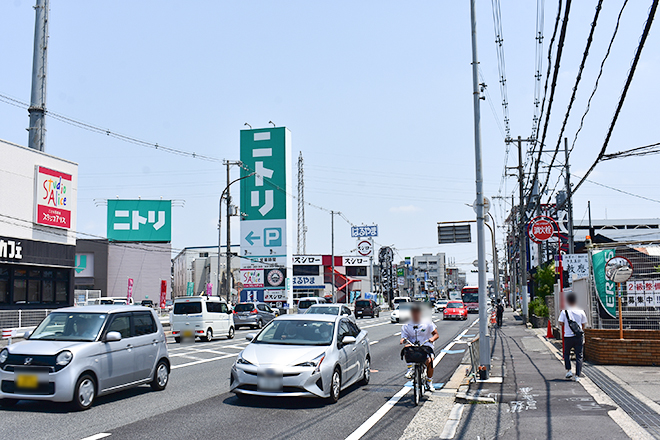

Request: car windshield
left=174, top=302, right=202, bottom=314
left=234, top=303, right=255, bottom=312
left=254, top=320, right=335, bottom=346
left=398, top=303, right=413, bottom=310
left=30, top=313, right=107, bottom=342
left=355, top=301, right=370, bottom=307
left=447, top=302, right=463, bottom=308
left=305, top=306, right=339, bottom=315
left=438, top=300, right=448, bottom=304
left=298, top=300, right=317, bottom=309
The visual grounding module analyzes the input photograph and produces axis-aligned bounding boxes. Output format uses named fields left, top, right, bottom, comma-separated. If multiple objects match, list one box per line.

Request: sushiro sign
left=107, top=200, right=171, bottom=242
left=240, top=127, right=293, bottom=309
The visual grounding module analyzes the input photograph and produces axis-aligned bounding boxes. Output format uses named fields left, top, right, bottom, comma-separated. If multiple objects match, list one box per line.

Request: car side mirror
left=105, top=331, right=122, bottom=342
left=23, top=331, right=31, bottom=339
left=226, top=310, right=232, bottom=315
left=246, top=333, right=256, bottom=342
left=342, top=335, right=356, bottom=345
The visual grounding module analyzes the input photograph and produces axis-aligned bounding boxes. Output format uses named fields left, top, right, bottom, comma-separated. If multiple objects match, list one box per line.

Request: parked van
left=297, top=297, right=325, bottom=313
left=87, top=297, right=135, bottom=306
left=171, top=296, right=235, bottom=342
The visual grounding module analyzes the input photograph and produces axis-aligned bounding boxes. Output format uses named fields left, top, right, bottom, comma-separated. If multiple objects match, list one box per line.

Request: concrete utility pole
left=28, top=0, right=49, bottom=151
left=564, top=138, right=575, bottom=254
left=330, top=211, right=336, bottom=302
left=486, top=213, right=500, bottom=303
left=218, top=161, right=244, bottom=302
left=469, top=0, right=490, bottom=377
left=226, top=162, right=232, bottom=301
left=517, top=137, right=529, bottom=322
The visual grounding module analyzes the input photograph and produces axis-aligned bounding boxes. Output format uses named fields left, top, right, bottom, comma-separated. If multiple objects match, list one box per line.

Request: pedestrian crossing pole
left=469, top=0, right=490, bottom=377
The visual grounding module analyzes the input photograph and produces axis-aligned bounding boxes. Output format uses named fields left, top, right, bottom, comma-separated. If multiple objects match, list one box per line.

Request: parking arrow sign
left=245, top=230, right=261, bottom=245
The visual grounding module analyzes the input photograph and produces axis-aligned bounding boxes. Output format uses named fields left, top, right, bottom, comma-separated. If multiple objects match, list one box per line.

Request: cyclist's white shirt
left=401, top=320, right=436, bottom=348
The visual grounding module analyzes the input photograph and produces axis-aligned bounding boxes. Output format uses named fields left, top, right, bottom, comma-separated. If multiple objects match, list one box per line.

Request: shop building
left=0, top=139, right=78, bottom=309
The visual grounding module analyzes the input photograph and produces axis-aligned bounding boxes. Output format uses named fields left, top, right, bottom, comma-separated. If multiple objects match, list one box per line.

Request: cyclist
left=400, top=302, right=439, bottom=391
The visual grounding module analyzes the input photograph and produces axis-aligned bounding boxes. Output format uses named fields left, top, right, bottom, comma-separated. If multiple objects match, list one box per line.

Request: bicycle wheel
left=413, top=366, right=421, bottom=406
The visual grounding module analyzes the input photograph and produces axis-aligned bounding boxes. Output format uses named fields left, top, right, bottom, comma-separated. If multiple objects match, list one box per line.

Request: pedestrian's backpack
left=564, top=310, right=584, bottom=336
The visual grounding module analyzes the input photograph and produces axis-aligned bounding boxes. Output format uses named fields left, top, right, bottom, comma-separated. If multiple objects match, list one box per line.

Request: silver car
left=0, top=305, right=170, bottom=410
left=230, top=314, right=370, bottom=403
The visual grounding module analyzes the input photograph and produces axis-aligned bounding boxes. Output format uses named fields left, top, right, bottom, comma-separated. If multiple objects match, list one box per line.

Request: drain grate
left=584, top=364, right=660, bottom=439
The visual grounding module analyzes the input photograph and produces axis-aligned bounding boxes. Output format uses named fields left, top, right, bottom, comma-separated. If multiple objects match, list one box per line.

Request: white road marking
left=369, top=340, right=379, bottom=345
left=79, top=434, right=111, bottom=440
left=394, top=332, right=401, bottom=336
left=346, top=319, right=479, bottom=440
left=360, top=321, right=390, bottom=329
left=171, top=353, right=237, bottom=369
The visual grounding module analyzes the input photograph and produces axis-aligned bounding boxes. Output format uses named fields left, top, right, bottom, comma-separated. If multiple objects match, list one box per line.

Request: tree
left=535, top=263, right=556, bottom=298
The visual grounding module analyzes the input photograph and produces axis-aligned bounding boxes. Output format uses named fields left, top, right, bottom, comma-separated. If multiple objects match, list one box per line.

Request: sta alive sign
left=527, top=216, right=557, bottom=243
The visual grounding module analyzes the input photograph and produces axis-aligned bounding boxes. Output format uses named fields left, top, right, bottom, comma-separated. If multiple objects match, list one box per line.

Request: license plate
left=16, top=374, right=38, bottom=389
left=257, top=368, right=283, bottom=391
left=356, top=311, right=362, bottom=314
left=183, top=330, right=193, bottom=337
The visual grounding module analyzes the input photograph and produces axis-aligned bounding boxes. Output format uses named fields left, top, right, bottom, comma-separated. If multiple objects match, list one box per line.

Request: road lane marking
left=360, top=321, right=390, bottom=329
left=171, top=353, right=237, bottom=369
left=394, top=332, right=401, bottom=336
left=346, top=319, right=479, bottom=440
left=369, top=340, right=379, bottom=345
left=79, top=434, right=111, bottom=440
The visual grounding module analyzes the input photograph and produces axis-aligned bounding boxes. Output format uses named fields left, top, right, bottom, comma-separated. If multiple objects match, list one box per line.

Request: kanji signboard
left=107, top=200, right=171, bottom=242
left=240, top=128, right=293, bottom=308
left=351, top=225, right=378, bottom=238
left=35, top=166, right=73, bottom=229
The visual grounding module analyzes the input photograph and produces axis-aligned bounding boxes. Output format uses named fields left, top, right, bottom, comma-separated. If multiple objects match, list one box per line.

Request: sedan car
left=443, top=301, right=468, bottom=320
left=230, top=315, right=370, bottom=403
left=0, top=306, right=170, bottom=410
left=435, top=299, right=449, bottom=312
left=390, top=303, right=413, bottom=323
left=233, top=302, right=277, bottom=330
left=304, top=304, right=355, bottom=322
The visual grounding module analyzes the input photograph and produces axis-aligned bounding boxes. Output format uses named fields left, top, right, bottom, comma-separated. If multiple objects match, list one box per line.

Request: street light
left=218, top=171, right=255, bottom=302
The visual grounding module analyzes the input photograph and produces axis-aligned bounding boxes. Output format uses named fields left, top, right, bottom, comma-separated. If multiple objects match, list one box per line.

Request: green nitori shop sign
left=107, top=200, right=172, bottom=242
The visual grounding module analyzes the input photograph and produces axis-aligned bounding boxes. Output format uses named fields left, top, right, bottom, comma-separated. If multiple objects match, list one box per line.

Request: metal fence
left=588, top=241, right=660, bottom=330
left=0, top=309, right=52, bottom=330
left=467, top=335, right=480, bottom=378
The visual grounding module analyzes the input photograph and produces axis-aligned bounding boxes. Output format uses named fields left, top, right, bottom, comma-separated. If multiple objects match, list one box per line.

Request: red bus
left=461, top=286, right=479, bottom=313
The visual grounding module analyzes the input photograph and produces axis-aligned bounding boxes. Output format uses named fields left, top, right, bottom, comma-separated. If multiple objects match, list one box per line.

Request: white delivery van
left=171, top=296, right=235, bottom=342
left=297, top=297, right=325, bottom=313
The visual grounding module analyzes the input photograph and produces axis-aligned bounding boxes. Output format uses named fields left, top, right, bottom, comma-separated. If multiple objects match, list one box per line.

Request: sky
left=1, top=1, right=658, bottom=284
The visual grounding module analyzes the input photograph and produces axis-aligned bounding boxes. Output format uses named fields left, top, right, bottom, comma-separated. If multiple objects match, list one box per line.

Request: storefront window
left=29, top=269, right=41, bottom=278
left=55, top=281, right=68, bottom=303
left=28, top=280, right=41, bottom=303
left=43, top=270, right=53, bottom=278
left=0, top=279, right=8, bottom=303
left=42, top=280, right=54, bottom=303
left=13, top=279, right=27, bottom=303
left=55, top=270, right=67, bottom=280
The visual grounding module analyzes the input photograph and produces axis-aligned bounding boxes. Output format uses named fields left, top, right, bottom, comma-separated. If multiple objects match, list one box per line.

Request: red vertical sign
left=127, top=278, right=134, bottom=303
left=160, top=280, right=167, bottom=308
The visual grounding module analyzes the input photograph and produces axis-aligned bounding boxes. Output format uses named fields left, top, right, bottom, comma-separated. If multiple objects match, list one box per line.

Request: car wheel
left=376, top=312, right=380, bottom=318
left=256, top=320, right=263, bottom=329
left=203, top=328, right=213, bottom=342
left=0, top=399, right=18, bottom=407
left=396, top=318, right=400, bottom=323
left=329, top=368, right=341, bottom=403
left=174, top=336, right=181, bottom=343
left=360, top=357, right=371, bottom=386
left=227, top=326, right=235, bottom=339
left=150, top=359, right=169, bottom=391
left=71, top=374, right=96, bottom=411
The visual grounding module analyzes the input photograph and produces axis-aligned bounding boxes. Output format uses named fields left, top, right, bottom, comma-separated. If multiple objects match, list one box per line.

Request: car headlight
left=56, top=350, right=73, bottom=366
left=0, top=349, right=8, bottom=364
left=236, top=353, right=253, bottom=366
left=295, top=353, right=325, bottom=374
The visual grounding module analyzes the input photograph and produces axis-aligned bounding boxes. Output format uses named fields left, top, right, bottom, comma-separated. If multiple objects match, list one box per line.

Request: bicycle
left=401, top=339, right=429, bottom=406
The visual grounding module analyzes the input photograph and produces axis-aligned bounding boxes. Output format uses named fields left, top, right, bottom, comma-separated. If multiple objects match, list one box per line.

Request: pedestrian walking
left=558, top=292, right=587, bottom=382
left=496, top=299, right=504, bottom=327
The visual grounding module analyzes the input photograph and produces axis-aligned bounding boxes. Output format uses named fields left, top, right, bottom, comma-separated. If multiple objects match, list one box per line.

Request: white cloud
left=389, top=205, right=422, bottom=213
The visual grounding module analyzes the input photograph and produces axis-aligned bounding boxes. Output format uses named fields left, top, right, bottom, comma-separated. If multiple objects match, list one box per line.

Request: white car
left=390, top=303, right=412, bottom=323
left=305, top=304, right=356, bottom=322
left=171, top=296, right=235, bottom=342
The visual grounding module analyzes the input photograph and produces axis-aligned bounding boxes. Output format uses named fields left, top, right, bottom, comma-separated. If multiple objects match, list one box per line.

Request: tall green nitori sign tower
left=239, top=127, right=293, bottom=310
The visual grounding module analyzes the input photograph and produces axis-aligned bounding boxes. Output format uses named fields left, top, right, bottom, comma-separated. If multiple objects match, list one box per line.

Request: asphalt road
left=0, top=312, right=478, bottom=440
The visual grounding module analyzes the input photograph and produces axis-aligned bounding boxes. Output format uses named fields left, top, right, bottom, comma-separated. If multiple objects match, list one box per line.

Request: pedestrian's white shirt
left=558, top=307, right=587, bottom=337
left=401, top=321, right=436, bottom=348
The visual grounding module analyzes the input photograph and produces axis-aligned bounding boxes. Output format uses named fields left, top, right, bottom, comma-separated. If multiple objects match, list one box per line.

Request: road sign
left=351, top=225, right=378, bottom=237
left=107, top=200, right=171, bottom=242
left=438, top=224, right=471, bottom=244
left=356, top=239, right=373, bottom=257
left=240, top=127, right=293, bottom=308
left=605, top=256, right=633, bottom=283
left=527, top=216, right=557, bottom=243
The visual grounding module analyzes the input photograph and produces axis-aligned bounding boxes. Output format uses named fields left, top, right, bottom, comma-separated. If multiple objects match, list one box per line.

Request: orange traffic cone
left=546, top=319, right=553, bottom=339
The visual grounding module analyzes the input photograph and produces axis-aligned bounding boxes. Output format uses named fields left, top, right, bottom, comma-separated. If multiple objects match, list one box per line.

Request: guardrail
left=0, top=309, right=51, bottom=330
left=467, top=335, right=480, bottom=379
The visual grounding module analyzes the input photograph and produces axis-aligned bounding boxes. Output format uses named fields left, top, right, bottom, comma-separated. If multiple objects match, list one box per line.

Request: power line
left=572, top=0, right=659, bottom=194
left=602, top=141, right=660, bottom=160
left=490, top=0, right=511, bottom=139
left=531, top=0, right=545, bottom=140
left=527, top=0, right=573, bottom=209
left=540, top=0, right=603, bottom=203
left=575, top=174, right=660, bottom=204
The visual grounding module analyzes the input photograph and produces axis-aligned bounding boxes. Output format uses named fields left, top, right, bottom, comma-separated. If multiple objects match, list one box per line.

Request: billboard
left=35, top=166, right=73, bottom=229
left=107, top=199, right=171, bottom=242
left=240, top=128, right=293, bottom=309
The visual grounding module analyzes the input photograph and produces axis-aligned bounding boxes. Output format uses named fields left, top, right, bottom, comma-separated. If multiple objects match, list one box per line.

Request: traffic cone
left=546, top=319, right=553, bottom=339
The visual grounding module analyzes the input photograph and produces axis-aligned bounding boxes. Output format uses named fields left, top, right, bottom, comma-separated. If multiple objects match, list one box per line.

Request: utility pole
left=469, top=0, right=490, bottom=377
left=517, top=136, right=529, bottom=322
left=226, top=161, right=232, bottom=301
left=330, top=211, right=337, bottom=302
left=297, top=152, right=306, bottom=254
left=564, top=137, right=575, bottom=254
left=588, top=201, right=594, bottom=238
left=28, top=0, right=49, bottom=151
